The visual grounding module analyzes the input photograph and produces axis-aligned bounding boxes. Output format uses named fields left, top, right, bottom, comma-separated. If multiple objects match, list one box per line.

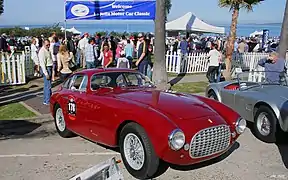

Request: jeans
left=138, top=60, right=148, bottom=75
left=76, top=49, right=81, bottom=66
left=127, top=56, right=133, bottom=68
left=43, top=66, right=52, bottom=104
left=86, top=61, right=96, bottom=69
left=146, top=64, right=152, bottom=80
left=216, top=64, right=222, bottom=82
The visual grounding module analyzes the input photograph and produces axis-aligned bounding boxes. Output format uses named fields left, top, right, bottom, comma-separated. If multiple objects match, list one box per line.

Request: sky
left=0, top=0, right=286, bottom=25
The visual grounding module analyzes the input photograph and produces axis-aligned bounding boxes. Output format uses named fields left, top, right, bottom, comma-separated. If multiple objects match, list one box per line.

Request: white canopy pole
left=64, top=0, right=67, bottom=43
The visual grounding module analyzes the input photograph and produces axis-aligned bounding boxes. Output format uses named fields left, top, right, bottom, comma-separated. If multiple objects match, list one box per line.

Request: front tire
left=119, top=122, right=168, bottom=179
left=54, top=104, right=74, bottom=138
left=253, top=106, right=277, bottom=143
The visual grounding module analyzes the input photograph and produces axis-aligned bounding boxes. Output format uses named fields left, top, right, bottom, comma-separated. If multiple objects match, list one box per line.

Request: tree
left=153, top=0, right=169, bottom=90
left=277, top=0, right=288, bottom=59
left=165, top=0, right=172, bottom=22
left=219, top=0, right=263, bottom=80
left=0, top=0, right=4, bottom=15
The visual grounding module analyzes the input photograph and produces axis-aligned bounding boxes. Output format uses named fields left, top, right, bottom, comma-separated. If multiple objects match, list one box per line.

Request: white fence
left=165, top=51, right=272, bottom=74
left=0, top=49, right=34, bottom=86
left=0, top=53, right=26, bottom=86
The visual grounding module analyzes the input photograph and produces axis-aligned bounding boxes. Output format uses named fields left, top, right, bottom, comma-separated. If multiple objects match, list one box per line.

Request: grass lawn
left=0, top=103, right=36, bottom=120
left=171, top=81, right=208, bottom=94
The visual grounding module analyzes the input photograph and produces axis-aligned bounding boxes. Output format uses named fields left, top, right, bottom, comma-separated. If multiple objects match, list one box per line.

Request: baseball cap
left=138, top=33, right=143, bottom=38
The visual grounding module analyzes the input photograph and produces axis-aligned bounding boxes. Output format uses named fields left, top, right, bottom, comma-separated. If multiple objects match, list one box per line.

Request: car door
left=65, top=74, right=89, bottom=136
left=85, top=73, right=117, bottom=143
left=220, top=89, right=237, bottom=111
left=233, top=88, right=255, bottom=121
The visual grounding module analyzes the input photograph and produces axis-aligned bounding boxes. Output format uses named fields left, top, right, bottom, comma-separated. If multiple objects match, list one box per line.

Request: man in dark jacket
left=0, top=33, right=8, bottom=52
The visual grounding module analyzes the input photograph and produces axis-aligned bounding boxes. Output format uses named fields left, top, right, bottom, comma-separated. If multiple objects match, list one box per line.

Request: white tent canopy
left=166, top=12, right=225, bottom=34
left=65, top=27, right=82, bottom=35
left=249, top=30, right=263, bottom=37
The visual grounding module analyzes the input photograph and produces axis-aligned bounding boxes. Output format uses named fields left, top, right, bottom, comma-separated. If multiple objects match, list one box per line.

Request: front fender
left=114, top=99, right=178, bottom=158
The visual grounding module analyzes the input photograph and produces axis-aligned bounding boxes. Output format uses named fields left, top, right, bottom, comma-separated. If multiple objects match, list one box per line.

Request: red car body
left=50, top=68, right=245, bottom=179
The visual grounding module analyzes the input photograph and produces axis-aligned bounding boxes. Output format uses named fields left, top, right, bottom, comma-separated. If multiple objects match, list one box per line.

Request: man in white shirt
left=77, top=33, right=89, bottom=68
left=206, top=44, right=222, bottom=83
left=38, top=39, right=53, bottom=105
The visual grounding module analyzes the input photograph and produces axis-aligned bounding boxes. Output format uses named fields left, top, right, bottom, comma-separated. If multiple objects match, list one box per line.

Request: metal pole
left=64, top=20, right=67, bottom=43
left=64, top=0, right=67, bottom=43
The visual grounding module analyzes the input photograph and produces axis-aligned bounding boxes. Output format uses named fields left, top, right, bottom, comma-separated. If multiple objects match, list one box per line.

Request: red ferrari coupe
left=50, top=68, right=246, bottom=179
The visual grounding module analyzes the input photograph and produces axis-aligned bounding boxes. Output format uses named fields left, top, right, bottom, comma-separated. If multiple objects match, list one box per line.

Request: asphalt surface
left=0, top=120, right=288, bottom=180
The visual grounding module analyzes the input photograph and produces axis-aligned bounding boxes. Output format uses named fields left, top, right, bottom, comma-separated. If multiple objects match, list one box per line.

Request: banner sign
left=65, top=0, right=156, bottom=20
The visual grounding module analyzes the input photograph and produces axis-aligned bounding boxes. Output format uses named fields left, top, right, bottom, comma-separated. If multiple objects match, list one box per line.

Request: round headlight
left=235, top=117, right=247, bottom=134
left=168, top=129, right=185, bottom=151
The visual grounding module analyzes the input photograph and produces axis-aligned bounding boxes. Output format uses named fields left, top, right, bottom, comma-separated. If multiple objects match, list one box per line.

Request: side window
left=63, top=76, right=72, bottom=89
left=124, top=73, right=140, bottom=86
left=116, top=74, right=126, bottom=87
left=91, top=74, right=112, bottom=90
left=70, top=75, right=87, bottom=91
left=79, top=76, right=88, bottom=91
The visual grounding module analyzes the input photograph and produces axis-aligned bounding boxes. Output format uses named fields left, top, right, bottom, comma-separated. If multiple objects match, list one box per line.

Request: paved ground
left=0, top=119, right=287, bottom=180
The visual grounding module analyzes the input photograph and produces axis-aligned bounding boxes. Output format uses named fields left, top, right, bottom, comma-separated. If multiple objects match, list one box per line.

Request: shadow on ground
left=246, top=121, right=288, bottom=170
left=0, top=80, right=62, bottom=106
left=169, top=142, right=240, bottom=171
left=0, top=120, right=57, bottom=140
left=169, top=73, right=187, bottom=88
left=276, top=142, right=288, bottom=169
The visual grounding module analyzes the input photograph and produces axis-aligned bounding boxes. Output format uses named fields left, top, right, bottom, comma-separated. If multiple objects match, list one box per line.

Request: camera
left=266, top=58, right=273, bottom=63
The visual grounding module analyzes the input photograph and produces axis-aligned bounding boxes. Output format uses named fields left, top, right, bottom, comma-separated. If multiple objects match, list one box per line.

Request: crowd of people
left=166, top=35, right=279, bottom=54
left=26, top=32, right=154, bottom=105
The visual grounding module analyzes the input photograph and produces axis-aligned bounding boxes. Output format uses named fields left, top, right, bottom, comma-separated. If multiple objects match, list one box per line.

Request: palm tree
left=152, top=0, right=170, bottom=90
left=165, top=0, right=172, bottom=22
left=277, top=0, right=288, bottom=58
left=0, top=0, right=3, bottom=15
left=219, top=0, right=263, bottom=80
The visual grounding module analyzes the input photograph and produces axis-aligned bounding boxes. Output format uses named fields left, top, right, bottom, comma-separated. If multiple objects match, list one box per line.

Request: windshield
left=90, top=71, right=155, bottom=90
left=121, top=72, right=155, bottom=88
left=236, top=70, right=288, bottom=88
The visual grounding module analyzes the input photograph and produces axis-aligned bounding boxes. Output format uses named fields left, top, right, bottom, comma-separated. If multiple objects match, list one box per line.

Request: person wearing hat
left=136, top=33, right=148, bottom=75
left=117, top=51, right=130, bottom=69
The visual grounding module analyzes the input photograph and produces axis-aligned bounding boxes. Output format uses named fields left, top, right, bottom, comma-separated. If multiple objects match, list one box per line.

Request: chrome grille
left=189, top=125, right=231, bottom=158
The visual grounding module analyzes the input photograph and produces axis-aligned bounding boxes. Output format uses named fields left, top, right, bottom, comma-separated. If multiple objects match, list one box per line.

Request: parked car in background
left=206, top=71, right=288, bottom=143
left=50, top=68, right=246, bottom=179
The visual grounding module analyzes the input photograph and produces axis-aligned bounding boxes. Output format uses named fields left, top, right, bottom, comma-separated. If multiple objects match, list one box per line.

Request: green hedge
left=0, top=25, right=148, bottom=38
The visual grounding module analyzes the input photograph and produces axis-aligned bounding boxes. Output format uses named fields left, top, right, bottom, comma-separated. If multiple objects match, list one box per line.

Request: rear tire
left=253, top=106, right=277, bottom=143
left=208, top=90, right=218, bottom=101
left=119, top=122, right=168, bottom=179
left=54, top=104, right=74, bottom=138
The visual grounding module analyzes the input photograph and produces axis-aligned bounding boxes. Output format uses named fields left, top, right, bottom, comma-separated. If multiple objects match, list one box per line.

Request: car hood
left=116, top=90, right=218, bottom=120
